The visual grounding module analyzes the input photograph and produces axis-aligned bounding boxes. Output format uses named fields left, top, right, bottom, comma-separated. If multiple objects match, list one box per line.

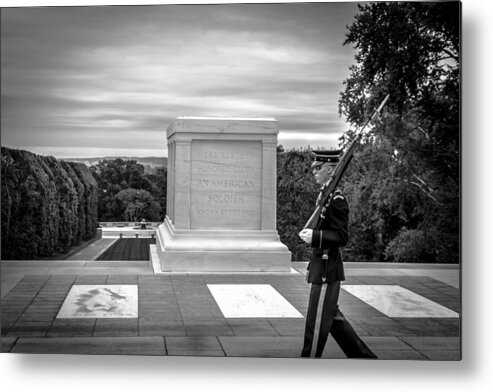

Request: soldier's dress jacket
left=306, top=188, right=349, bottom=284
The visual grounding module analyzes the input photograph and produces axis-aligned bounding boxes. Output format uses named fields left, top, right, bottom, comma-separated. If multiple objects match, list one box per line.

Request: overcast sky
left=1, top=1, right=360, bottom=158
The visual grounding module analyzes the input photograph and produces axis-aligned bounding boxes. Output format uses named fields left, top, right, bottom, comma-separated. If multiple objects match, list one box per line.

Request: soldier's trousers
left=301, top=281, right=377, bottom=358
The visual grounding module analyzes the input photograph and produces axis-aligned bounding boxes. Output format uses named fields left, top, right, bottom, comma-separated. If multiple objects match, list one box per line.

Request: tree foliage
left=116, top=188, right=160, bottom=222
left=1, top=147, right=98, bottom=259
left=339, top=2, right=460, bottom=263
left=277, top=148, right=320, bottom=261
left=90, top=158, right=166, bottom=221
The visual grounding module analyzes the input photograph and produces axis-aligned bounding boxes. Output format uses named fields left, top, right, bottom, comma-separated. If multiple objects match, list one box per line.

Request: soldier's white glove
left=299, top=229, right=313, bottom=244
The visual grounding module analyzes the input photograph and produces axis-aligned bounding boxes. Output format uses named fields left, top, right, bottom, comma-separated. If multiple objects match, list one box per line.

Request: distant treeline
left=276, top=147, right=459, bottom=264
left=1, top=147, right=98, bottom=259
left=90, top=158, right=166, bottom=222
left=276, top=148, right=319, bottom=262
left=1, top=146, right=458, bottom=263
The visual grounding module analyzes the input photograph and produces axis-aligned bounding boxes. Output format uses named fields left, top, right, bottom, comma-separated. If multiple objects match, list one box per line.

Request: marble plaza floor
left=0, top=239, right=461, bottom=360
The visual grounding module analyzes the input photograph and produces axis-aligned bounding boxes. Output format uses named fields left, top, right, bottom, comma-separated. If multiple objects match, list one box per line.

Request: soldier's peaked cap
left=311, top=149, right=342, bottom=166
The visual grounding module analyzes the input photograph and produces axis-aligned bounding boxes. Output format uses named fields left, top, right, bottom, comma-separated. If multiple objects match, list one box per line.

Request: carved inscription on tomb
left=191, top=140, right=262, bottom=229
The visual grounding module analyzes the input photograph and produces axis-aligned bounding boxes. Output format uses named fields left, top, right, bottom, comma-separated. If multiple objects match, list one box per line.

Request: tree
left=92, top=159, right=166, bottom=221
left=154, top=166, right=167, bottom=218
left=92, top=159, right=143, bottom=221
left=115, top=188, right=161, bottom=222
left=1, top=147, right=98, bottom=259
left=277, top=148, right=320, bottom=261
left=339, top=2, right=460, bottom=263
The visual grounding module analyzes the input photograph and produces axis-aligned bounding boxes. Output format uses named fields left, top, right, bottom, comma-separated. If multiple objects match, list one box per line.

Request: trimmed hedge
left=1, top=147, right=98, bottom=259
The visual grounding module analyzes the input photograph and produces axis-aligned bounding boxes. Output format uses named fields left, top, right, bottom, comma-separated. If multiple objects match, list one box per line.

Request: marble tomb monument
left=155, top=117, right=292, bottom=272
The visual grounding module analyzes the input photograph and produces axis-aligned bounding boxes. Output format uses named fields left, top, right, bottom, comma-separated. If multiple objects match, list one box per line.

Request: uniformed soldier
left=299, top=150, right=377, bottom=358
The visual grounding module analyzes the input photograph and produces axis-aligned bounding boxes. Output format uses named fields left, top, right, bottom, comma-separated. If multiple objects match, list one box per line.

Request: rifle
left=303, top=94, right=390, bottom=229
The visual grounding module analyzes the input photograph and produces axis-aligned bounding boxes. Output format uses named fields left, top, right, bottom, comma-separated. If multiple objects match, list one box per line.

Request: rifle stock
left=303, top=94, right=390, bottom=230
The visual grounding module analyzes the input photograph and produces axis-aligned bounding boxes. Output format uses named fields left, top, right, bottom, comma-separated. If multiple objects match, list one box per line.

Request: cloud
left=1, top=2, right=358, bottom=157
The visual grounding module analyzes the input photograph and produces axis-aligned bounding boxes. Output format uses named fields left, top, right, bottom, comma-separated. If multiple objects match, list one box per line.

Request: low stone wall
left=99, top=222, right=159, bottom=239
left=99, top=222, right=160, bottom=228
left=102, top=230, right=156, bottom=239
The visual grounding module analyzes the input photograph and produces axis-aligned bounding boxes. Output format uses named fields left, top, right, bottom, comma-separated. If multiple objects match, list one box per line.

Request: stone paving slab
left=93, top=319, right=139, bottom=337
left=84, top=261, right=151, bottom=268
left=292, top=262, right=460, bottom=289
left=2, top=260, right=88, bottom=268
left=1, top=267, right=152, bottom=276
left=1, top=273, right=24, bottom=299
left=226, top=319, right=280, bottom=336
left=47, top=267, right=153, bottom=275
left=67, top=238, right=118, bottom=260
left=1, top=258, right=461, bottom=359
left=218, top=336, right=302, bottom=358
left=361, top=336, right=411, bottom=351
left=397, top=269, right=460, bottom=289
left=8, top=336, right=166, bottom=355
left=165, top=336, right=224, bottom=356
left=368, top=348, right=428, bottom=360
left=420, top=350, right=461, bottom=360
left=399, top=336, right=461, bottom=355
left=165, top=349, right=225, bottom=357
left=0, top=336, right=17, bottom=352
left=138, top=320, right=187, bottom=337
left=360, top=336, right=459, bottom=360
left=319, top=337, right=347, bottom=358
left=46, top=319, right=97, bottom=337
left=268, top=318, right=306, bottom=336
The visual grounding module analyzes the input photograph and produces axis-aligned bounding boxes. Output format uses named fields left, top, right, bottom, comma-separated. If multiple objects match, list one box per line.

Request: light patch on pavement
left=342, top=285, right=458, bottom=318
left=207, top=284, right=303, bottom=318
left=57, top=285, right=138, bottom=318
left=149, top=244, right=162, bottom=274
